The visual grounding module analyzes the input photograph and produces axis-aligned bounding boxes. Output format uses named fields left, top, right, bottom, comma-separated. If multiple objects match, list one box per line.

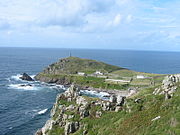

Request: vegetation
left=75, top=86, right=180, bottom=135
left=37, top=57, right=180, bottom=135
left=36, top=57, right=165, bottom=90
left=47, top=57, right=123, bottom=74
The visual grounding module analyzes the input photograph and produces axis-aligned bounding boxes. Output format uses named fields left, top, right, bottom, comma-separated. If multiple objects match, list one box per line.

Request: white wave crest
left=9, top=74, right=36, bottom=82
left=8, top=84, right=39, bottom=90
left=38, top=108, right=48, bottom=115
left=10, top=74, right=22, bottom=81
left=80, top=90, right=110, bottom=99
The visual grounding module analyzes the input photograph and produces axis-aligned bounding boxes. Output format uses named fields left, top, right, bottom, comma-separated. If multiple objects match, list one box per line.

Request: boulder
left=41, top=119, right=55, bottom=135
left=102, top=101, right=111, bottom=111
left=127, top=87, right=137, bottom=97
left=35, top=129, right=42, bottom=135
left=115, top=106, right=122, bottom=112
left=20, top=73, right=34, bottom=81
left=64, top=85, right=80, bottom=99
left=153, top=74, right=180, bottom=99
left=79, top=106, right=89, bottom=118
left=64, top=121, right=79, bottom=135
left=116, top=95, right=125, bottom=106
left=76, top=96, right=88, bottom=106
left=95, top=111, right=102, bottom=118
left=109, top=95, right=117, bottom=103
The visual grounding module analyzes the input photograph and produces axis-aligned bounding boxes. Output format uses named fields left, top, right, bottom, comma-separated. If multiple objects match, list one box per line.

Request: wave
left=10, top=74, right=22, bottom=81
left=80, top=90, right=110, bottom=99
left=8, top=84, right=39, bottom=91
left=7, top=74, right=36, bottom=82
left=37, top=109, right=48, bottom=115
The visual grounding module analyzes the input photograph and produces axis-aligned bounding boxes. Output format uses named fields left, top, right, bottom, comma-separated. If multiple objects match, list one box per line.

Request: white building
left=78, top=72, right=85, bottom=76
left=136, top=75, right=146, bottom=79
left=94, top=71, right=104, bottom=75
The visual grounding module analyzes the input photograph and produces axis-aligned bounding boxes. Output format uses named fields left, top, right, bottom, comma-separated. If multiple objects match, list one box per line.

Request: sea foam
left=38, top=109, right=48, bottom=115
left=8, top=84, right=39, bottom=91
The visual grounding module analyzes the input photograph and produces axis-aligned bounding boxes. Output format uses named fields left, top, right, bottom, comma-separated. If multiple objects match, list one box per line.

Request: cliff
left=36, top=74, right=180, bottom=135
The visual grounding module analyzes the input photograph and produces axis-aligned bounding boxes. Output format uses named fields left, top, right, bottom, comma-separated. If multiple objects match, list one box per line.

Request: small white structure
left=105, top=79, right=131, bottom=83
left=77, top=72, right=85, bottom=76
left=151, top=116, right=161, bottom=121
left=136, top=75, right=146, bottom=79
left=94, top=71, right=104, bottom=75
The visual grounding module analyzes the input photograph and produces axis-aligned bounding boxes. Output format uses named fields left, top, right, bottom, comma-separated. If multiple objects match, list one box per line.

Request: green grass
left=47, top=84, right=180, bottom=135
left=48, top=125, right=64, bottom=135
left=37, top=73, right=129, bottom=90
left=46, top=57, right=123, bottom=74
left=73, top=86, right=180, bottom=135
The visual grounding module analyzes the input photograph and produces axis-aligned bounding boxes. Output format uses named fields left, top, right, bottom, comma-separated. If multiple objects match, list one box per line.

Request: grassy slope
left=37, top=57, right=165, bottom=90
left=74, top=86, right=180, bottom=135
left=49, top=57, right=123, bottom=74
left=47, top=84, right=180, bottom=135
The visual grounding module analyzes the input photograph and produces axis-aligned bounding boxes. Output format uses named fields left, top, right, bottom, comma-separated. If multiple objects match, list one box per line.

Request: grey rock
left=76, top=96, right=88, bottom=106
left=64, top=121, right=79, bottom=135
left=35, top=129, right=42, bottom=135
left=109, top=95, right=117, bottom=103
left=20, top=73, right=33, bottom=81
left=79, top=106, right=89, bottom=118
left=95, top=111, right=102, bottom=118
left=115, top=106, right=122, bottom=112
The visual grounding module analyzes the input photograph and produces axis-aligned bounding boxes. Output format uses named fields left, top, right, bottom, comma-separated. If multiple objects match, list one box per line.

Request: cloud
left=0, top=0, right=180, bottom=51
left=107, top=14, right=122, bottom=27
left=0, top=19, right=10, bottom=30
left=0, top=0, right=131, bottom=31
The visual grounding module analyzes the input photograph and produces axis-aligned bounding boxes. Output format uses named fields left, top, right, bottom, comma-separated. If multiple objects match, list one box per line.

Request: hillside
left=35, top=57, right=164, bottom=91
left=40, top=57, right=123, bottom=74
left=36, top=75, right=180, bottom=135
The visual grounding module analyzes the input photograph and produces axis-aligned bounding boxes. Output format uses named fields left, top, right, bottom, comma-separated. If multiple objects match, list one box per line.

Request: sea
left=0, top=47, right=180, bottom=135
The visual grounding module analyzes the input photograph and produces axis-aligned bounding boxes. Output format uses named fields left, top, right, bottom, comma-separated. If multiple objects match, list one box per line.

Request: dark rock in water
left=20, top=73, right=34, bottom=81
left=20, top=84, right=32, bottom=87
left=35, top=129, right=42, bottom=135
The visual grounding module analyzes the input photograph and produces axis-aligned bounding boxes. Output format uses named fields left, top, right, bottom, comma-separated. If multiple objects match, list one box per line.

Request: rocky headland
left=33, top=57, right=180, bottom=135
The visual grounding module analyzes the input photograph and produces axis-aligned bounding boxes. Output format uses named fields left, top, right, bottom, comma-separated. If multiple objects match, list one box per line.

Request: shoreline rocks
left=20, top=73, right=34, bottom=81
left=35, top=85, right=127, bottom=135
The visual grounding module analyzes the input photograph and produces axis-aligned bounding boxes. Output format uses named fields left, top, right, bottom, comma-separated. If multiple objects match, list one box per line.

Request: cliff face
left=36, top=75, right=180, bottom=135
left=36, top=85, right=126, bottom=135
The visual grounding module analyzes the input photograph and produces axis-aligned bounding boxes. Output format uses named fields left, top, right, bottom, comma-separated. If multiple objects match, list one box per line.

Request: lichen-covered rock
left=64, top=121, right=79, bottom=135
left=102, top=101, right=111, bottom=111
left=79, top=106, right=89, bottom=118
left=153, top=74, right=180, bottom=99
left=109, top=95, right=117, bottom=103
left=64, top=85, right=80, bottom=100
left=35, top=129, right=42, bottom=135
left=95, top=111, right=102, bottom=118
left=41, top=119, right=55, bottom=135
left=115, top=106, right=122, bottom=112
left=116, top=95, right=125, bottom=106
left=127, top=87, right=138, bottom=97
left=37, top=85, right=127, bottom=135
left=76, top=96, right=88, bottom=106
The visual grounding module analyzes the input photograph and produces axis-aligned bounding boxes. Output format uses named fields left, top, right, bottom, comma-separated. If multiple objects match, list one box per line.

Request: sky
left=0, top=0, right=180, bottom=51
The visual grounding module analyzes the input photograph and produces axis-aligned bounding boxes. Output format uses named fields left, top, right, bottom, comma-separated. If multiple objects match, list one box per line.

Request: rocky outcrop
left=36, top=85, right=127, bottom=135
left=20, top=73, right=34, bottom=81
left=64, top=121, right=79, bottom=135
left=153, top=74, right=180, bottom=100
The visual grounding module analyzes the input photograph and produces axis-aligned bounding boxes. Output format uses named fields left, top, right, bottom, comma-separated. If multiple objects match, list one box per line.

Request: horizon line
left=0, top=46, right=180, bottom=53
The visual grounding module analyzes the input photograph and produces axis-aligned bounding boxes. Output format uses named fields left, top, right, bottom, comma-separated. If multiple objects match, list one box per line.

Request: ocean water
left=1, top=47, right=180, bottom=135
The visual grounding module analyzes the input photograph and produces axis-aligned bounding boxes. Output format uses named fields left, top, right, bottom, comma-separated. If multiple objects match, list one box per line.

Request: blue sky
left=0, top=0, right=179, bottom=51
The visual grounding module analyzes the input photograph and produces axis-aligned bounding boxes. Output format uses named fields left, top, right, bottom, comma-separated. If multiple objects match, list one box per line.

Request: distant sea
left=1, top=47, right=180, bottom=135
